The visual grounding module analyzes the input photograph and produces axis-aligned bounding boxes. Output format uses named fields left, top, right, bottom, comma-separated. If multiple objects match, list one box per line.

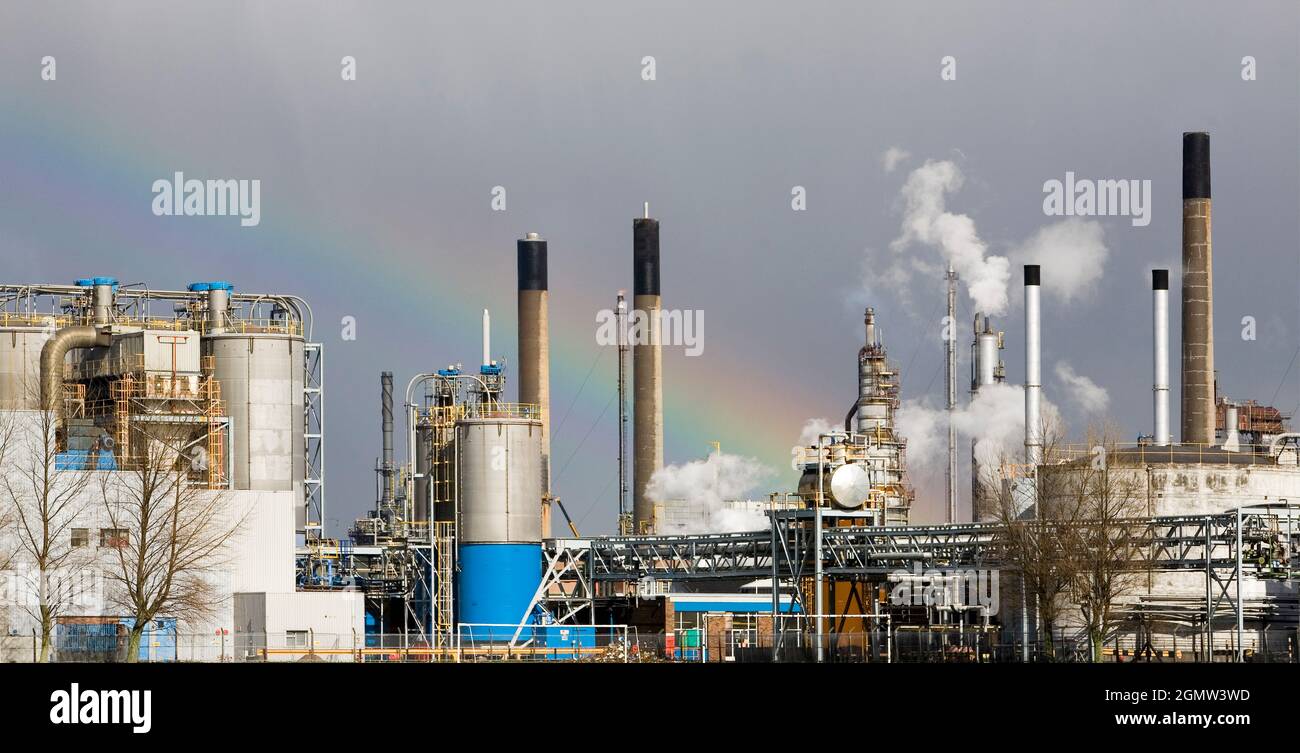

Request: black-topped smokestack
left=1180, top=132, right=1215, bottom=444
left=633, top=215, right=661, bottom=296
left=517, top=235, right=548, bottom=290
left=632, top=203, right=663, bottom=532
left=517, top=232, right=551, bottom=535
left=1182, top=132, right=1211, bottom=200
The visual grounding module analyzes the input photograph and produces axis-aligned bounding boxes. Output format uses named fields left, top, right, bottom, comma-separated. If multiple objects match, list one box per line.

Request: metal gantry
left=534, top=505, right=1298, bottom=660
left=303, top=342, right=325, bottom=541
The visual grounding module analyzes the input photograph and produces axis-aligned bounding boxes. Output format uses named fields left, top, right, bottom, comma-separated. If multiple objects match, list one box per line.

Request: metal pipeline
left=40, top=326, right=111, bottom=412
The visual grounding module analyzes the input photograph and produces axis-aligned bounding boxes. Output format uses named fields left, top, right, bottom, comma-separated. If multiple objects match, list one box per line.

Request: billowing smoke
left=795, top=417, right=837, bottom=446
left=882, top=146, right=911, bottom=173
left=1010, top=218, right=1108, bottom=304
left=889, top=160, right=1012, bottom=315
left=1054, top=361, right=1109, bottom=415
left=871, top=159, right=1110, bottom=322
left=897, top=382, right=1062, bottom=474
left=646, top=452, right=773, bottom=534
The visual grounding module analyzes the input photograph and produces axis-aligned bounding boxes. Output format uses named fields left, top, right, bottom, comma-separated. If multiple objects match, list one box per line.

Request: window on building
left=286, top=630, right=309, bottom=649
left=674, top=611, right=701, bottom=631
left=99, top=528, right=129, bottom=548
left=70, top=528, right=90, bottom=548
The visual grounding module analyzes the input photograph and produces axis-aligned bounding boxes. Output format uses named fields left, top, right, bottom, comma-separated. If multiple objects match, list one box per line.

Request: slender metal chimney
left=616, top=290, right=630, bottom=535
left=381, top=371, right=394, bottom=506
left=481, top=309, right=491, bottom=367
left=517, top=232, right=551, bottom=536
left=1024, top=265, right=1041, bottom=466
left=971, top=312, right=1002, bottom=519
left=1181, top=131, right=1215, bottom=445
left=632, top=208, right=663, bottom=533
left=945, top=266, right=958, bottom=523
left=1152, top=269, right=1171, bottom=446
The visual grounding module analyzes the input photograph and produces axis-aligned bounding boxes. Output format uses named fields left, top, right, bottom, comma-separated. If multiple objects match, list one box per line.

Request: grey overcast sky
left=1, top=1, right=1296, bottom=532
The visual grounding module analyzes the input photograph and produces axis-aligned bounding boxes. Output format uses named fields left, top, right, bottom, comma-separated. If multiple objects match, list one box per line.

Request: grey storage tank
left=195, top=282, right=305, bottom=510
left=456, top=414, right=544, bottom=544
left=0, top=321, right=54, bottom=409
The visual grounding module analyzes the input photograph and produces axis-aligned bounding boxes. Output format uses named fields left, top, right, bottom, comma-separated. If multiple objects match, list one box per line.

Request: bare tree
left=100, top=429, right=244, bottom=662
left=1048, top=423, right=1149, bottom=662
left=981, top=415, right=1078, bottom=660
left=2, top=395, right=97, bottom=662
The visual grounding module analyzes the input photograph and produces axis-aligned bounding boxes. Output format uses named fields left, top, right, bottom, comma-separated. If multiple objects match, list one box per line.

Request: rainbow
left=0, top=107, right=824, bottom=505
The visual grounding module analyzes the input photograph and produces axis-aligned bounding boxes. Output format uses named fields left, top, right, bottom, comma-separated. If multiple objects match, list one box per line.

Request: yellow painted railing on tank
left=0, top=313, right=72, bottom=328
left=461, top=403, right=542, bottom=421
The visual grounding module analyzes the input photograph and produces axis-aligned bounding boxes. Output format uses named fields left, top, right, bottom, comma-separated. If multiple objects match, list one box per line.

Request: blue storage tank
left=458, top=543, right=540, bottom=640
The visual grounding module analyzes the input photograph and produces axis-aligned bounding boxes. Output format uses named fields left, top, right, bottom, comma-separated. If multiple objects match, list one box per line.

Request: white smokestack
left=1153, top=269, right=1170, bottom=446
left=1223, top=403, right=1240, bottom=452
left=482, top=308, right=491, bottom=367
left=1024, top=265, right=1041, bottom=465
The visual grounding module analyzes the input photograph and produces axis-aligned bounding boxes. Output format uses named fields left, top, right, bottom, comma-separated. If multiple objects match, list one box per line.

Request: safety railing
left=1042, top=443, right=1281, bottom=467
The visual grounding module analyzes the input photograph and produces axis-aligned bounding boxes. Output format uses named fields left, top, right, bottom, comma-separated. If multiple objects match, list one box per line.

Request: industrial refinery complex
left=0, top=132, right=1297, bottom=664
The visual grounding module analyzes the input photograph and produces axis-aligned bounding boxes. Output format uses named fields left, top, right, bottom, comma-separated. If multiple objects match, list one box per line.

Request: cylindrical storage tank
left=456, top=416, right=543, bottom=636
left=205, top=332, right=305, bottom=502
left=413, top=423, right=432, bottom=522
left=0, top=325, right=54, bottom=409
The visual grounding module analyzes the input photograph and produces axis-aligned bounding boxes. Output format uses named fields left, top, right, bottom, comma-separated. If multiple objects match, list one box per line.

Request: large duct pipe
left=517, top=232, right=551, bottom=535
left=381, top=371, right=394, bottom=505
left=1024, top=265, right=1041, bottom=466
left=632, top=207, right=663, bottom=532
left=1181, top=131, right=1215, bottom=445
left=1152, top=269, right=1171, bottom=446
left=40, top=326, right=112, bottom=412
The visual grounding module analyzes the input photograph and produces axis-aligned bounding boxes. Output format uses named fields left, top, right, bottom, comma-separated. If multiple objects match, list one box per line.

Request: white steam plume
left=646, top=452, right=773, bottom=534
left=1054, top=361, right=1109, bottom=415
left=889, top=160, right=1012, bottom=315
left=1010, top=218, right=1109, bottom=304
left=796, top=417, right=837, bottom=446
left=897, top=382, right=1061, bottom=473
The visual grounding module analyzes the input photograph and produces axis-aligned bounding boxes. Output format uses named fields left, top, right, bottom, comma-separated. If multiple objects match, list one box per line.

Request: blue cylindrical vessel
left=458, top=543, right=541, bottom=641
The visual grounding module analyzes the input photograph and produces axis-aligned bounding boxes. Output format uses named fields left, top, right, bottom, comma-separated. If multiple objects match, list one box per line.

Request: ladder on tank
left=433, top=522, right=455, bottom=656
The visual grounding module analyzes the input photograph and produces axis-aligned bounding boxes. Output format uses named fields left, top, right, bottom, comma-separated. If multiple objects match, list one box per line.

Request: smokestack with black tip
left=517, top=232, right=551, bottom=535
left=1181, top=132, right=1215, bottom=445
left=632, top=204, right=663, bottom=533
left=1023, top=265, right=1041, bottom=466
left=1152, top=269, right=1170, bottom=446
